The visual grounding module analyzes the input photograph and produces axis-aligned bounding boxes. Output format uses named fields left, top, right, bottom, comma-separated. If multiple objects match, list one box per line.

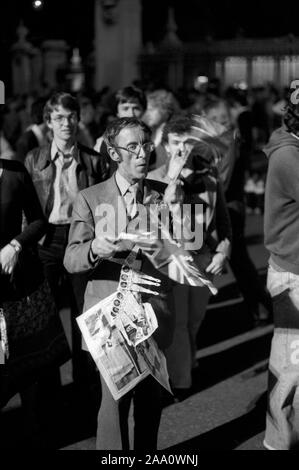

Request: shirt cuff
left=88, top=242, right=99, bottom=265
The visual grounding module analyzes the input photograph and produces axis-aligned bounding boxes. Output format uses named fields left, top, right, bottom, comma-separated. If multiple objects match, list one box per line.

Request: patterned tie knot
left=129, top=183, right=143, bottom=202
left=62, top=156, right=74, bottom=170
left=127, top=182, right=139, bottom=195
left=126, top=183, right=141, bottom=218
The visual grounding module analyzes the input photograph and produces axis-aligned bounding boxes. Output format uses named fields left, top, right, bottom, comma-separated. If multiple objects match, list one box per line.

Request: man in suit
left=64, top=117, right=182, bottom=450
left=25, top=92, right=108, bottom=388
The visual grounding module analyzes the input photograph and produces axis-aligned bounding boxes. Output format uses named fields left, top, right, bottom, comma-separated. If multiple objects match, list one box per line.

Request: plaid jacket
left=25, top=142, right=108, bottom=219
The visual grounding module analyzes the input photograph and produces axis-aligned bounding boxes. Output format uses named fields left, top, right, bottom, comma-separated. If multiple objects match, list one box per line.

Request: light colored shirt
left=48, top=140, right=80, bottom=225
left=89, top=171, right=142, bottom=265
left=115, top=171, right=142, bottom=219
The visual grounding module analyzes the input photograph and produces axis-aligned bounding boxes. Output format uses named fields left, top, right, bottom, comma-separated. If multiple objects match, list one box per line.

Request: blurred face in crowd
left=143, top=103, right=168, bottom=129
left=47, top=105, right=78, bottom=143
left=109, top=125, right=153, bottom=184
left=165, top=132, right=194, bottom=160
left=205, top=102, right=231, bottom=130
left=117, top=100, right=144, bottom=119
left=80, top=100, right=95, bottom=125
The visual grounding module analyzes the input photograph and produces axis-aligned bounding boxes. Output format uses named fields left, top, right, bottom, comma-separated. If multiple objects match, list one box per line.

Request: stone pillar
left=160, top=8, right=183, bottom=90
left=164, top=55, right=183, bottom=90
left=30, top=47, right=43, bottom=93
left=41, top=40, right=69, bottom=89
left=274, top=57, right=280, bottom=88
left=94, top=0, right=142, bottom=90
left=247, top=57, right=253, bottom=88
left=221, top=59, right=226, bottom=86
left=68, top=48, right=85, bottom=92
left=11, top=23, right=34, bottom=95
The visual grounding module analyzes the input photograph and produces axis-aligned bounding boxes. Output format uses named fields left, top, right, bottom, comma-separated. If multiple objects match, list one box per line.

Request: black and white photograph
left=1, top=0, right=299, bottom=457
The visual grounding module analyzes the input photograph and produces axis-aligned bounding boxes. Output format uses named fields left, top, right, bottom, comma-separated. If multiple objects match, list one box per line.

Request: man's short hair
left=146, top=89, right=179, bottom=118
left=103, top=117, right=151, bottom=148
left=43, top=92, right=80, bottom=123
left=162, top=115, right=192, bottom=145
left=115, top=86, right=147, bottom=112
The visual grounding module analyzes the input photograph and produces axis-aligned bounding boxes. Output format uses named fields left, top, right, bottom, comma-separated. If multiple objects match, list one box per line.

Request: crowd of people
left=0, top=78, right=296, bottom=450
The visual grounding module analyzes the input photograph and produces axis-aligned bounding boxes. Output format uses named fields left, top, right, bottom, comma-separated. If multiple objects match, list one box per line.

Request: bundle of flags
left=126, top=207, right=218, bottom=295
left=190, top=114, right=232, bottom=157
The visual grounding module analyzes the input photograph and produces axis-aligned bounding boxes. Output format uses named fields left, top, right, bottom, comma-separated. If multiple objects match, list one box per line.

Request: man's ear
left=164, top=143, right=170, bottom=156
left=108, top=146, right=121, bottom=162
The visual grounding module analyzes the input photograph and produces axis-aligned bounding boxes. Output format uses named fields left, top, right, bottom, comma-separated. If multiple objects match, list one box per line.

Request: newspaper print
left=112, top=291, right=158, bottom=347
left=77, top=292, right=171, bottom=400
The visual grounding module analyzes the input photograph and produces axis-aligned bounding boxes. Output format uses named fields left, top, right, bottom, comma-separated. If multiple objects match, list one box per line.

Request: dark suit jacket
left=24, top=142, right=108, bottom=219
left=64, top=174, right=175, bottom=350
left=0, top=159, right=46, bottom=249
left=0, top=159, right=47, bottom=301
left=15, top=130, right=39, bottom=163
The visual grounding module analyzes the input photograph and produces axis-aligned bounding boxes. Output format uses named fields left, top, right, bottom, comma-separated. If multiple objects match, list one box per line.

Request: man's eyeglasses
left=51, top=114, right=78, bottom=124
left=113, top=142, right=154, bottom=157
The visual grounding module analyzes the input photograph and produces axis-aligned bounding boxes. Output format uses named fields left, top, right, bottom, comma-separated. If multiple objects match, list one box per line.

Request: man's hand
left=167, top=141, right=195, bottom=181
left=91, top=237, right=121, bottom=259
left=205, top=252, right=226, bottom=276
left=0, top=244, right=19, bottom=275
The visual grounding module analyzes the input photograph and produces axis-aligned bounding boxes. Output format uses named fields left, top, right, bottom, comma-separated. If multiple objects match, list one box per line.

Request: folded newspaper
left=77, top=292, right=171, bottom=400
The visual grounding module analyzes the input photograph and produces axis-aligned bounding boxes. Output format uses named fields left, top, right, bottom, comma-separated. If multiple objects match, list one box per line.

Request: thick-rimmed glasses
left=113, top=141, right=154, bottom=157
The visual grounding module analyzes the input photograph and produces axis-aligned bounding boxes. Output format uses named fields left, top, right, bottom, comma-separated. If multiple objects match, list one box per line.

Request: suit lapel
left=95, top=174, right=128, bottom=237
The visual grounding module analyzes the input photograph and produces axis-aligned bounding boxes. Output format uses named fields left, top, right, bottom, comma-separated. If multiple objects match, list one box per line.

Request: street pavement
left=1, top=214, right=272, bottom=450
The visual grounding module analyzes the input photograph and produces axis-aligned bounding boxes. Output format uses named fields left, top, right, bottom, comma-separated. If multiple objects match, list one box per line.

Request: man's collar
left=115, top=170, right=143, bottom=196
left=51, top=139, right=79, bottom=161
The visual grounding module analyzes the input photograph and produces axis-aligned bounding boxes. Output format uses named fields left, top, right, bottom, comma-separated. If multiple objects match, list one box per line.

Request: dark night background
left=0, top=0, right=298, bottom=89
left=0, top=0, right=298, bottom=49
